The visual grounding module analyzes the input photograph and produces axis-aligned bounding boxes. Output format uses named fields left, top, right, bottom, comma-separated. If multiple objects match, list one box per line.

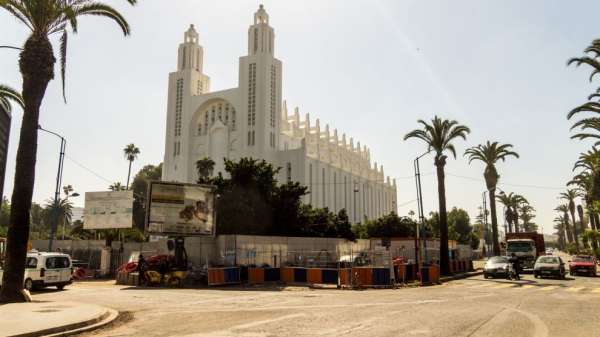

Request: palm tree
left=123, top=143, right=140, bottom=190
left=464, top=141, right=519, bottom=255
left=553, top=216, right=567, bottom=251
left=0, top=0, right=137, bottom=303
left=43, top=198, right=73, bottom=239
left=555, top=204, right=574, bottom=245
left=517, top=202, right=537, bottom=232
left=109, top=182, right=125, bottom=191
left=196, top=157, right=215, bottom=184
left=0, top=84, right=24, bottom=114
left=560, top=189, right=581, bottom=252
left=496, top=192, right=527, bottom=233
left=404, top=116, right=470, bottom=275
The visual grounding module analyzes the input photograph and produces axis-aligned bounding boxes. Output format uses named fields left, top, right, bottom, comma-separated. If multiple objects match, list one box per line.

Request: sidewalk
left=0, top=301, right=117, bottom=337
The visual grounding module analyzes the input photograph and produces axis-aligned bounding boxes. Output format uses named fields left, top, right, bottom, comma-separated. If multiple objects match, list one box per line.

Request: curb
left=45, top=308, right=119, bottom=337
left=11, top=308, right=119, bottom=337
left=440, top=270, right=483, bottom=283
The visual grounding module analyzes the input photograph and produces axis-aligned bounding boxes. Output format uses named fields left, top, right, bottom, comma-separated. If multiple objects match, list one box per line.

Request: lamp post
left=482, top=190, right=489, bottom=257
left=61, top=191, right=80, bottom=240
left=39, top=125, right=66, bottom=252
left=414, top=150, right=430, bottom=269
left=353, top=181, right=359, bottom=224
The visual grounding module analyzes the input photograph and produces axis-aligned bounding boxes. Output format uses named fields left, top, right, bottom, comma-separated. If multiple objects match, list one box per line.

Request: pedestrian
left=509, top=253, right=520, bottom=280
left=137, top=254, right=147, bottom=286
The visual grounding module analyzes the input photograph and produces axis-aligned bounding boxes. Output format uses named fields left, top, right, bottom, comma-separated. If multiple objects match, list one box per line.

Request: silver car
left=534, top=256, right=566, bottom=279
left=484, top=256, right=511, bottom=278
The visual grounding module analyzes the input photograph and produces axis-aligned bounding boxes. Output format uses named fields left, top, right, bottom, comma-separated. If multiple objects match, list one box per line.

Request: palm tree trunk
left=570, top=210, right=579, bottom=252
left=513, top=211, right=519, bottom=233
left=564, top=213, right=573, bottom=244
left=0, top=35, right=55, bottom=303
left=126, top=160, right=132, bottom=190
left=506, top=209, right=513, bottom=233
left=435, top=160, right=450, bottom=276
left=489, top=189, right=500, bottom=255
left=592, top=213, right=599, bottom=250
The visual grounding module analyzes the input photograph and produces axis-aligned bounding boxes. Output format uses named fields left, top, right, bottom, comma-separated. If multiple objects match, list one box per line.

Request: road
left=33, top=272, right=600, bottom=337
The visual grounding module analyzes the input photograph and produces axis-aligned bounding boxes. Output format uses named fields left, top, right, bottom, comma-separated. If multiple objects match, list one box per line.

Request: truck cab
left=506, top=239, right=537, bottom=269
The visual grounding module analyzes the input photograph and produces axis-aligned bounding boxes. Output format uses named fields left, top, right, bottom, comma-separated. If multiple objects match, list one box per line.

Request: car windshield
left=537, top=257, right=558, bottom=264
left=572, top=256, right=593, bottom=262
left=507, top=242, right=533, bottom=252
left=489, top=257, right=509, bottom=263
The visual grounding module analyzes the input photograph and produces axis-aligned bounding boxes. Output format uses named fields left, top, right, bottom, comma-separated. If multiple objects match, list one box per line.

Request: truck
left=505, top=232, right=545, bottom=269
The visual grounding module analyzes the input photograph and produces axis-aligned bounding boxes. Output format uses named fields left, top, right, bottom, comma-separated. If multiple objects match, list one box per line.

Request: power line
left=445, top=172, right=565, bottom=191
left=65, top=155, right=115, bottom=185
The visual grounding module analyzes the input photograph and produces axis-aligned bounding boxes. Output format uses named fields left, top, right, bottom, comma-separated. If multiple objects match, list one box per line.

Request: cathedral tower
left=163, top=24, right=211, bottom=181
left=238, top=5, right=282, bottom=162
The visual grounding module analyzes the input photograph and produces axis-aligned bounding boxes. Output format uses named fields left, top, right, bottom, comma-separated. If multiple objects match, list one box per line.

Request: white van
left=0, top=251, right=73, bottom=291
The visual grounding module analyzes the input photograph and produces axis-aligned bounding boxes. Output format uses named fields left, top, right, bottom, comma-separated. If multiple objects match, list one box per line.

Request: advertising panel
left=146, top=182, right=216, bottom=236
left=84, top=191, right=134, bottom=229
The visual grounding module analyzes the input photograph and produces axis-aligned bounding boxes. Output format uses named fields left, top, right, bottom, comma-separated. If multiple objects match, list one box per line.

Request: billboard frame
left=83, top=190, right=134, bottom=230
left=145, top=181, right=217, bottom=237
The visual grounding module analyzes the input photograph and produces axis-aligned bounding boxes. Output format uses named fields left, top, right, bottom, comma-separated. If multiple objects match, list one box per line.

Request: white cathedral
left=162, top=5, right=397, bottom=223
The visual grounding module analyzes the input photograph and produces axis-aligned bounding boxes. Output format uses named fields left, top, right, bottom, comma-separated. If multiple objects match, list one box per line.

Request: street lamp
left=414, top=150, right=431, bottom=270
left=39, top=125, right=66, bottom=252
left=353, top=181, right=359, bottom=224
left=61, top=192, right=80, bottom=240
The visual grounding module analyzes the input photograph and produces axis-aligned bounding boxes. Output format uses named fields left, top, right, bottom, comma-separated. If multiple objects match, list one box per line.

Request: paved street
left=30, top=272, right=600, bottom=337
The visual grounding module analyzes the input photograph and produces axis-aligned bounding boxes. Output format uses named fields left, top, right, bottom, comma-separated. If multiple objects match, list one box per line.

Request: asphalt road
left=33, top=272, right=600, bottom=337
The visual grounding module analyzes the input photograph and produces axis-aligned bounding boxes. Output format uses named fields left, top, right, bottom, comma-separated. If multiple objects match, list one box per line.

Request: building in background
left=0, top=102, right=11, bottom=199
left=162, top=5, right=397, bottom=222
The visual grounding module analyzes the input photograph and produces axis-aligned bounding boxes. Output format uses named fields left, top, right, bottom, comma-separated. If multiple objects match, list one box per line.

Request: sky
left=1, top=0, right=599, bottom=235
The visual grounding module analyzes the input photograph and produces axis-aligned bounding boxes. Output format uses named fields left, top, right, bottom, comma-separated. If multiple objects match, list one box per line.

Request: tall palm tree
left=553, top=216, right=567, bottom=251
left=108, top=182, right=125, bottom=191
left=517, top=202, right=537, bottom=232
left=196, top=157, right=215, bottom=184
left=555, top=204, right=574, bottom=245
left=123, top=143, right=140, bottom=190
left=560, top=189, right=581, bottom=252
left=465, top=141, right=519, bottom=255
left=404, top=116, right=470, bottom=275
left=496, top=192, right=527, bottom=233
left=0, top=0, right=137, bottom=303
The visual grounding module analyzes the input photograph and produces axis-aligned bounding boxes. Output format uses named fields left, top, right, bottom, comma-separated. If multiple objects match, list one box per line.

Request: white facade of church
left=162, top=5, right=397, bottom=223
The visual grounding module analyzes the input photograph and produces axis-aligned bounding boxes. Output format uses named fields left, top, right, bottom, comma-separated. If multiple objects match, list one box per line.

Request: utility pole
left=414, top=150, right=430, bottom=269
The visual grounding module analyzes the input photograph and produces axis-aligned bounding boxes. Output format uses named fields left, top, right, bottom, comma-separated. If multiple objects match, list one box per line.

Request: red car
left=569, top=255, right=597, bottom=277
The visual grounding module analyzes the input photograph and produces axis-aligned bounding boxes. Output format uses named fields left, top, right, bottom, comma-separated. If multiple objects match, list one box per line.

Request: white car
left=0, top=251, right=73, bottom=291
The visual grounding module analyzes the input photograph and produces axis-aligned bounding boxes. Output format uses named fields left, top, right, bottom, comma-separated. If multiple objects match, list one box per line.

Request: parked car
left=545, top=248, right=554, bottom=255
left=569, top=255, right=597, bottom=277
left=484, top=256, right=512, bottom=278
left=0, top=251, right=73, bottom=291
left=533, top=255, right=566, bottom=279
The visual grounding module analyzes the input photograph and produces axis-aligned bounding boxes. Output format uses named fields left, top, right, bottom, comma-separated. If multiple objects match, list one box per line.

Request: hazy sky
left=1, top=0, right=599, bottom=234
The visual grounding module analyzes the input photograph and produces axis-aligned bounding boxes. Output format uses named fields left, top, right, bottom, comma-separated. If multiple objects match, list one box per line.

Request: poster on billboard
left=146, top=182, right=216, bottom=236
left=84, top=191, right=134, bottom=229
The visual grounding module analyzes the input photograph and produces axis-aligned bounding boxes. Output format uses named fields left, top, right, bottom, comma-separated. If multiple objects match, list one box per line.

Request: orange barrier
left=248, top=268, right=264, bottom=284
left=280, top=267, right=294, bottom=283
left=340, top=268, right=351, bottom=285
left=208, top=267, right=240, bottom=286
left=208, top=269, right=225, bottom=285
left=307, top=268, right=322, bottom=284
left=354, top=267, right=373, bottom=286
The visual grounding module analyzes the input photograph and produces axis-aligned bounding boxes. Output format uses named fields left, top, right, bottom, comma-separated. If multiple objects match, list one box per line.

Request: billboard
left=84, top=191, right=134, bottom=229
left=146, top=182, right=216, bottom=236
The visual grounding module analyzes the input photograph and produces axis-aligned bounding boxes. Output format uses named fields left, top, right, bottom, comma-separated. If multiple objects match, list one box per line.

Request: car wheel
left=24, top=278, right=33, bottom=291
left=534, top=273, right=539, bottom=278
left=56, top=284, right=65, bottom=290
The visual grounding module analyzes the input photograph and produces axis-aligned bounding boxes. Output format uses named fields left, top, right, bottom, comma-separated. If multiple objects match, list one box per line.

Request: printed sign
left=146, top=182, right=216, bottom=236
left=84, top=191, right=134, bottom=229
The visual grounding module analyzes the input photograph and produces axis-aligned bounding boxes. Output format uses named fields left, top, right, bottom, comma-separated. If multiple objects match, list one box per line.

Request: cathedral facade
left=162, top=5, right=397, bottom=223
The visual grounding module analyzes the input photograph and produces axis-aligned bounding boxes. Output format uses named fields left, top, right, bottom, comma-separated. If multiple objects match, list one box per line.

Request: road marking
left=541, top=286, right=558, bottom=291
left=467, top=283, right=492, bottom=288
left=591, top=288, right=600, bottom=293
left=516, top=285, right=534, bottom=290
left=566, top=287, right=584, bottom=292
left=492, top=283, right=515, bottom=289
